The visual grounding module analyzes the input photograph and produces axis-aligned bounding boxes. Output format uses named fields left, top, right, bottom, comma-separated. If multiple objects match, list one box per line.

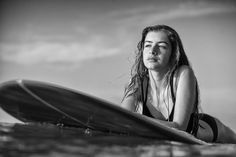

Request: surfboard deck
left=0, top=79, right=206, bottom=144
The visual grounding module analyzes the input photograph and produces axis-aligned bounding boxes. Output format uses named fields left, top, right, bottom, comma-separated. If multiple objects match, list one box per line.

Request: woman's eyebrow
left=144, top=40, right=169, bottom=45
left=144, top=40, right=153, bottom=44
left=158, top=41, right=169, bottom=45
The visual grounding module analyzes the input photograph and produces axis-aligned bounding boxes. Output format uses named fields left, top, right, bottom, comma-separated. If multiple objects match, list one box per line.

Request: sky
left=0, top=0, right=236, bottom=131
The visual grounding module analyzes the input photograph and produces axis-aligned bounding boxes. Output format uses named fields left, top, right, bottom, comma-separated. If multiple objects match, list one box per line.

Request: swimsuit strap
left=169, top=70, right=176, bottom=121
left=141, top=76, right=154, bottom=117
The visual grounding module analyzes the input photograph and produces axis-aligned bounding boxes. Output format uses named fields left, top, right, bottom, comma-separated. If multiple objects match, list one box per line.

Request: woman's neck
left=148, top=67, right=169, bottom=85
left=148, top=67, right=169, bottom=96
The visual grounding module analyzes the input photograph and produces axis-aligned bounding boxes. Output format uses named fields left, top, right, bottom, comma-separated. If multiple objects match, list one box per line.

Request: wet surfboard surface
left=0, top=79, right=206, bottom=144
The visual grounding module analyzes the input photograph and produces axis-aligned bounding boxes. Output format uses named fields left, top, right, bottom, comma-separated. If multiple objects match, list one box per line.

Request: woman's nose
left=150, top=45, right=159, bottom=55
left=151, top=50, right=157, bottom=55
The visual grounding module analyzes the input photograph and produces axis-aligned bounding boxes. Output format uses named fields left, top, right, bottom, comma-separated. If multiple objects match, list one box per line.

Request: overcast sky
left=1, top=0, right=236, bottom=130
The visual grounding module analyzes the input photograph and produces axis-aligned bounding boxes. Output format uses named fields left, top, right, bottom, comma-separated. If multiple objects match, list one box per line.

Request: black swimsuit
left=140, top=75, right=218, bottom=141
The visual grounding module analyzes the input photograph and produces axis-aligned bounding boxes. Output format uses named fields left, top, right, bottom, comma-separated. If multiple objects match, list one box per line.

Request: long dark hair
left=123, top=24, right=199, bottom=113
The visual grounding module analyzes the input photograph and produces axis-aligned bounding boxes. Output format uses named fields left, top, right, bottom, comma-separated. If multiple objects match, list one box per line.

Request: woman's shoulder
left=173, top=65, right=196, bottom=88
left=175, top=65, right=195, bottom=79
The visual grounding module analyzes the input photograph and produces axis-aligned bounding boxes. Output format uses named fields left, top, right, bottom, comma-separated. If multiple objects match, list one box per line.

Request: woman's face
left=143, top=31, right=172, bottom=71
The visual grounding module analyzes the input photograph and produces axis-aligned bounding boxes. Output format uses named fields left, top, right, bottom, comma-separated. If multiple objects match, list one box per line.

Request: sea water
left=0, top=123, right=236, bottom=157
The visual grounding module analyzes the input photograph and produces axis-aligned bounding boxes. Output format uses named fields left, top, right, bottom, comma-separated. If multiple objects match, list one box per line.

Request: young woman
left=121, top=24, right=236, bottom=143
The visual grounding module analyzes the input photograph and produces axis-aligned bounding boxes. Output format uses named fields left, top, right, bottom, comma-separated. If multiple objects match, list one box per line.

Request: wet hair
left=123, top=24, right=199, bottom=114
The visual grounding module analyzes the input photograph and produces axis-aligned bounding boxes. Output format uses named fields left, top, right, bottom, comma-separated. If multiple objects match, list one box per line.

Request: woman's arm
left=121, top=94, right=136, bottom=112
left=172, top=66, right=196, bottom=130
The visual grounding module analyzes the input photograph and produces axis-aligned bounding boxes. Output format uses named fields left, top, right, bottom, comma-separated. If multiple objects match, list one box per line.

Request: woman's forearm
left=143, top=115, right=185, bottom=131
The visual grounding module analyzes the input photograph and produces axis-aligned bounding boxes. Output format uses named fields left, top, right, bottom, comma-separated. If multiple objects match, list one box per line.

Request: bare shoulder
left=172, top=65, right=196, bottom=92
left=175, top=65, right=195, bottom=81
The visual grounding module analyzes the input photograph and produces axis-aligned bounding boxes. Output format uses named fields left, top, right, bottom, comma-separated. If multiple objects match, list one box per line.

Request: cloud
left=109, top=1, right=236, bottom=26
left=0, top=0, right=235, bottom=67
left=0, top=36, right=121, bottom=66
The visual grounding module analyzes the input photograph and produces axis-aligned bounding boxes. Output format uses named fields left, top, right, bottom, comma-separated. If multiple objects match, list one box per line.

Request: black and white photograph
left=1, top=0, right=236, bottom=156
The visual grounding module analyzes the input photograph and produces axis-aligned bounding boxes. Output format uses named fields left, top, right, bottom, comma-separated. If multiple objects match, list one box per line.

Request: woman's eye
left=144, top=44, right=151, bottom=48
left=159, top=45, right=167, bottom=50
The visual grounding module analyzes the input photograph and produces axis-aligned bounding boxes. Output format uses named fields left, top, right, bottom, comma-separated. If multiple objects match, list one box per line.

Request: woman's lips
left=147, top=57, right=158, bottom=62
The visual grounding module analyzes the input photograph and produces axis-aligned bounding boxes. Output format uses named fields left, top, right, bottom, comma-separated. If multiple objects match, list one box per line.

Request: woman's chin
left=146, top=64, right=160, bottom=71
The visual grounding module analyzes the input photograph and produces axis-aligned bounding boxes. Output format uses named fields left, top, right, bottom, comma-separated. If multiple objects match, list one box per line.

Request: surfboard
left=0, top=79, right=206, bottom=144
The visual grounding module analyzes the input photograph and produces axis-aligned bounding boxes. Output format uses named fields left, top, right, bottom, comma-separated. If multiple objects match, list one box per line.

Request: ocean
left=0, top=123, right=236, bottom=157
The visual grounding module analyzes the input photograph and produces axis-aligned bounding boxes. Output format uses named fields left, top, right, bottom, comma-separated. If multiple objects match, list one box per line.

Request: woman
left=121, top=24, right=236, bottom=143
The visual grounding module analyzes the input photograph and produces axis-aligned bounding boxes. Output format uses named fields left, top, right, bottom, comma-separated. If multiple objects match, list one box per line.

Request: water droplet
left=84, top=128, right=92, bottom=136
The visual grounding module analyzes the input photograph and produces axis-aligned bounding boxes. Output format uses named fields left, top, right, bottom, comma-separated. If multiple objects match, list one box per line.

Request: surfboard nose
left=0, top=80, right=21, bottom=119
